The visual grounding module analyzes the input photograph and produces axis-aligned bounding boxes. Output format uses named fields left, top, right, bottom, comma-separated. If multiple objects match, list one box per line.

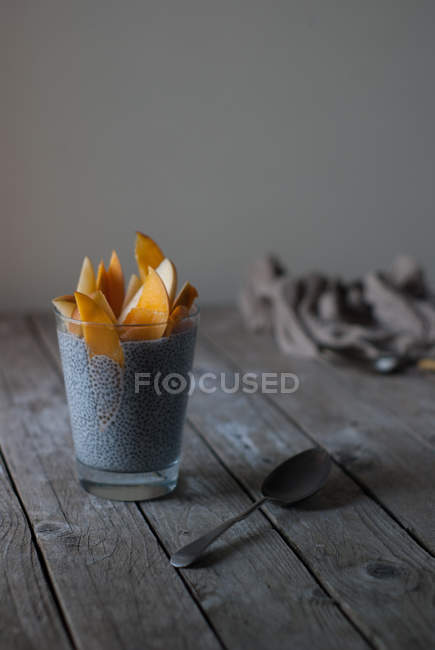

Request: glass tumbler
left=54, top=305, right=199, bottom=500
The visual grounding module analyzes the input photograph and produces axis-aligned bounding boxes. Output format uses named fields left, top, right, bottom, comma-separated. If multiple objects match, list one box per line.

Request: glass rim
left=53, top=302, right=200, bottom=328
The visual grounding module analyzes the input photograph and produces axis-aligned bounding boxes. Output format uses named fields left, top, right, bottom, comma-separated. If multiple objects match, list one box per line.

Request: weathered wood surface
left=32, top=314, right=368, bottom=649
left=0, top=309, right=434, bottom=649
left=0, top=316, right=221, bottom=650
left=0, top=452, right=71, bottom=650
left=199, top=306, right=435, bottom=555
left=321, top=359, right=435, bottom=448
left=186, top=337, right=435, bottom=650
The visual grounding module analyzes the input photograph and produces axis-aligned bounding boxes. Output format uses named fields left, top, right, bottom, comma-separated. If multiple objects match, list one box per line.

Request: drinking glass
left=54, top=305, right=199, bottom=500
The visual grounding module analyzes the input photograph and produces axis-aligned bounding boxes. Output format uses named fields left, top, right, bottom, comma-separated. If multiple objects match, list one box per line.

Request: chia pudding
left=58, top=325, right=197, bottom=473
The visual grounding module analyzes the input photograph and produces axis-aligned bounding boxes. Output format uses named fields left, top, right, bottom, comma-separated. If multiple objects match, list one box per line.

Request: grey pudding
left=58, top=325, right=197, bottom=473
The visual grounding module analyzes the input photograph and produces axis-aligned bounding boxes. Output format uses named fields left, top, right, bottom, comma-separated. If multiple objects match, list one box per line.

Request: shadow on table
left=284, top=465, right=362, bottom=513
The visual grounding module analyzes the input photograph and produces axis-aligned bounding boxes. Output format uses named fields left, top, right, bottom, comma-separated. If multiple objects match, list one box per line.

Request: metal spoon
left=170, top=448, right=332, bottom=568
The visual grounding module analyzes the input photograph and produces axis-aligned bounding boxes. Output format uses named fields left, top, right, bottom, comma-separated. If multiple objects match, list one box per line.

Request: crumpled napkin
left=239, top=255, right=435, bottom=361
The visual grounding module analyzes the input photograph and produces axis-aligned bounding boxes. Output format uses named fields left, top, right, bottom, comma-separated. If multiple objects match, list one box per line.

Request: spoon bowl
left=262, top=448, right=332, bottom=503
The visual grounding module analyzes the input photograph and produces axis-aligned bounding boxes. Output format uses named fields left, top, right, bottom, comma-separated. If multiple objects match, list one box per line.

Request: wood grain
left=186, top=335, right=435, bottom=649
left=32, top=313, right=369, bottom=649
left=199, top=306, right=435, bottom=556
left=320, top=359, right=435, bottom=448
left=0, top=316, right=64, bottom=407
left=0, top=315, right=221, bottom=650
left=0, top=452, right=71, bottom=650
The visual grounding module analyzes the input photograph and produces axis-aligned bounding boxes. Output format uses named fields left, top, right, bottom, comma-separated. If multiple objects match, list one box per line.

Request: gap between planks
left=133, top=501, right=229, bottom=650
left=0, top=446, right=77, bottom=650
left=0, top=445, right=73, bottom=650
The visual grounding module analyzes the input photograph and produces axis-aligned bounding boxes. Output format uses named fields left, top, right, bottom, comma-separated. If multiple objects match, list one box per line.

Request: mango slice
left=165, top=305, right=189, bottom=336
left=105, top=250, right=125, bottom=318
left=69, top=305, right=83, bottom=337
left=52, top=294, right=76, bottom=318
left=91, top=289, right=117, bottom=323
left=136, top=266, right=170, bottom=313
left=52, top=295, right=82, bottom=336
left=156, top=258, right=177, bottom=306
left=74, top=292, right=124, bottom=366
left=77, top=256, right=96, bottom=295
left=118, top=285, right=142, bottom=324
left=135, top=232, right=164, bottom=282
left=172, top=282, right=198, bottom=312
left=122, top=273, right=142, bottom=311
left=121, top=308, right=168, bottom=341
left=96, top=259, right=107, bottom=294
left=120, top=267, right=169, bottom=339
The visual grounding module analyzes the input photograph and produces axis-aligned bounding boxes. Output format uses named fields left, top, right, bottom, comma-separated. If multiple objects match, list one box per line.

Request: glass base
left=76, top=459, right=179, bottom=501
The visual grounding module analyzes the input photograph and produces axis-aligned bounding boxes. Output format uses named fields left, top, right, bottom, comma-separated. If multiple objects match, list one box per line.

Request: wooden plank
left=29, top=313, right=60, bottom=375
left=184, top=335, right=435, bottom=650
left=321, top=360, right=435, bottom=449
left=0, top=452, right=71, bottom=650
left=0, top=316, right=64, bottom=406
left=0, top=316, right=221, bottom=650
left=31, top=316, right=370, bottom=649
left=198, top=306, right=435, bottom=554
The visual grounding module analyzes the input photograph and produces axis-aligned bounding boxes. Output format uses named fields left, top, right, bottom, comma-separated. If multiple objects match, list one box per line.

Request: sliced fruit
left=69, top=306, right=83, bottom=337
left=118, top=285, right=142, bottom=325
left=74, top=292, right=124, bottom=366
left=165, top=305, right=189, bottom=336
left=119, top=267, right=170, bottom=339
left=105, top=250, right=125, bottom=318
left=52, top=294, right=75, bottom=318
left=135, top=232, right=164, bottom=282
left=96, top=259, right=107, bottom=294
left=91, top=289, right=117, bottom=323
left=121, top=308, right=168, bottom=341
left=122, top=273, right=142, bottom=310
left=156, top=258, right=177, bottom=306
left=52, top=294, right=82, bottom=336
left=76, top=256, right=96, bottom=295
left=136, top=266, right=170, bottom=312
left=172, top=282, right=198, bottom=312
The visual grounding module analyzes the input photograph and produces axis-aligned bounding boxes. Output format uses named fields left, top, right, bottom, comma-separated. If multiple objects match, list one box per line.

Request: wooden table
left=1, top=306, right=434, bottom=650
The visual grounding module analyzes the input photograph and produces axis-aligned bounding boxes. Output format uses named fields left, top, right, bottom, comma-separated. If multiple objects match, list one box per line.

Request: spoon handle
left=170, top=496, right=267, bottom=568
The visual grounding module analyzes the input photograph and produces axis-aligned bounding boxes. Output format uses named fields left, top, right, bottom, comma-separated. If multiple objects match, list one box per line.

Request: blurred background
left=2, top=0, right=435, bottom=311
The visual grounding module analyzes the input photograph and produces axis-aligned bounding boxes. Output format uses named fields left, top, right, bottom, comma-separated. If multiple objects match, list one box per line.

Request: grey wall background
left=2, top=1, right=435, bottom=311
